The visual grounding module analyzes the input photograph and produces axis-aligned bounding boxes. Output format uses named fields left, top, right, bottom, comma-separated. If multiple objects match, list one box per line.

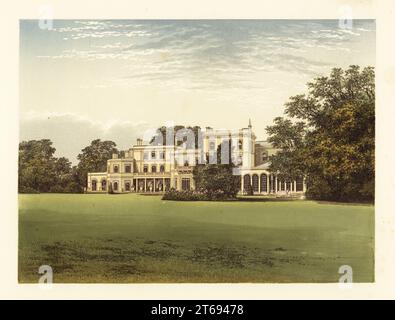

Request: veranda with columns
left=239, top=168, right=306, bottom=195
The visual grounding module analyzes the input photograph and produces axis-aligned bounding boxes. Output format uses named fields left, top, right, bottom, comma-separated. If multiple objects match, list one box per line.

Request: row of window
left=144, top=151, right=166, bottom=160
left=91, top=179, right=106, bottom=191
left=112, top=164, right=132, bottom=173
left=91, top=178, right=174, bottom=192
left=243, top=174, right=304, bottom=192
left=111, top=163, right=169, bottom=173
left=208, top=140, right=243, bottom=150
left=143, top=164, right=165, bottom=173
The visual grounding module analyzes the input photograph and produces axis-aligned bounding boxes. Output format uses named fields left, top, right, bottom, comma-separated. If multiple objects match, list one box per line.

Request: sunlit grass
left=19, top=194, right=374, bottom=283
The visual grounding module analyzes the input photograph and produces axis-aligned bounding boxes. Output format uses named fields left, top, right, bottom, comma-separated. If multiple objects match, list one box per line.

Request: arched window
left=260, top=174, right=267, bottom=192
left=160, top=165, right=165, bottom=172
left=125, top=182, right=130, bottom=191
left=113, top=181, right=118, bottom=191
left=125, top=164, right=131, bottom=173
left=184, top=161, right=189, bottom=167
left=243, top=174, right=251, bottom=192
left=151, top=165, right=157, bottom=173
left=252, top=174, right=259, bottom=193
left=113, top=165, right=119, bottom=173
left=101, top=179, right=106, bottom=191
left=92, top=180, right=97, bottom=191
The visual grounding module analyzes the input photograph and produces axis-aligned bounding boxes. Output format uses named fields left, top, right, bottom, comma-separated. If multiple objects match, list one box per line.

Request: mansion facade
left=86, top=122, right=306, bottom=196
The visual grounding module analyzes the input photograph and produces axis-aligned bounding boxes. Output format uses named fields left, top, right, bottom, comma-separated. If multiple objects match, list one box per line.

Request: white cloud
left=20, top=112, right=151, bottom=164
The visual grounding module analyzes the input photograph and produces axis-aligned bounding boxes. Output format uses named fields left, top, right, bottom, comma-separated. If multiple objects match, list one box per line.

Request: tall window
left=182, top=178, right=190, bottom=191
left=101, top=180, right=106, bottom=191
left=143, top=152, right=148, bottom=160
left=113, top=165, right=119, bottom=173
left=209, top=141, right=215, bottom=150
left=260, top=174, right=267, bottom=192
left=151, top=151, right=156, bottom=159
left=143, top=165, right=148, bottom=173
left=252, top=174, right=259, bottom=193
left=92, top=180, right=97, bottom=191
left=160, top=151, right=165, bottom=159
left=113, top=181, right=118, bottom=191
left=125, top=182, right=131, bottom=191
left=151, top=165, right=157, bottom=173
left=160, top=165, right=165, bottom=173
left=125, top=164, right=131, bottom=173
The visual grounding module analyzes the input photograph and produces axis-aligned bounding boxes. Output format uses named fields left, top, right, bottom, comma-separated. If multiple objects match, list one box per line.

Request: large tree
left=150, top=125, right=202, bottom=148
left=266, top=65, right=374, bottom=202
left=75, top=139, right=118, bottom=189
left=18, top=139, right=78, bottom=193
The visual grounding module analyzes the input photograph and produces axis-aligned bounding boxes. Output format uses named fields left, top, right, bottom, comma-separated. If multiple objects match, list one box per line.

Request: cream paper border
left=0, top=0, right=394, bottom=300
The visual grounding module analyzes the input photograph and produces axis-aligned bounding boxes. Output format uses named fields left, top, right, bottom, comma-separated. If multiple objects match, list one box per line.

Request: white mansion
left=87, top=122, right=306, bottom=195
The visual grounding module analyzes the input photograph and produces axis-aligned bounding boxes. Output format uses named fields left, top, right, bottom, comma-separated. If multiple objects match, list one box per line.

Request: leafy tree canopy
left=193, top=164, right=240, bottom=200
left=18, top=139, right=79, bottom=193
left=266, top=65, right=374, bottom=202
left=76, top=139, right=118, bottom=188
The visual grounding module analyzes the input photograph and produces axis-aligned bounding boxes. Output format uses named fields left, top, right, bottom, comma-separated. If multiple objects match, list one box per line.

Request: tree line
left=18, top=139, right=118, bottom=193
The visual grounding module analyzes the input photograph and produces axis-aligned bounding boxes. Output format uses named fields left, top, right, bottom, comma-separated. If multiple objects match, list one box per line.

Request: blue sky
left=19, top=20, right=375, bottom=163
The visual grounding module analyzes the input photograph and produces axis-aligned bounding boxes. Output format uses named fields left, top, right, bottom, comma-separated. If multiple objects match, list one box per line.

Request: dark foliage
left=266, top=65, right=375, bottom=202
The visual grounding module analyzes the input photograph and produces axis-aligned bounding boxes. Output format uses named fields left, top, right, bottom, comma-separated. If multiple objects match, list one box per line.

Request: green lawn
left=18, top=194, right=374, bottom=283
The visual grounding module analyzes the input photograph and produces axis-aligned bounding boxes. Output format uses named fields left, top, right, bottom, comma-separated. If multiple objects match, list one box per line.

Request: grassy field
left=18, top=194, right=374, bottom=283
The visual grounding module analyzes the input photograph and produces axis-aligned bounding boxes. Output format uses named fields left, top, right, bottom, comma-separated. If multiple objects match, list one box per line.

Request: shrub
left=162, top=189, right=206, bottom=201
left=162, top=188, right=238, bottom=201
left=18, top=186, right=40, bottom=194
left=193, top=164, right=240, bottom=199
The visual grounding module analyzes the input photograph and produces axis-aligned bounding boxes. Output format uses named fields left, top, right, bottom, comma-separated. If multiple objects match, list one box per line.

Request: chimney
left=112, top=153, right=118, bottom=159
left=137, top=138, right=143, bottom=146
